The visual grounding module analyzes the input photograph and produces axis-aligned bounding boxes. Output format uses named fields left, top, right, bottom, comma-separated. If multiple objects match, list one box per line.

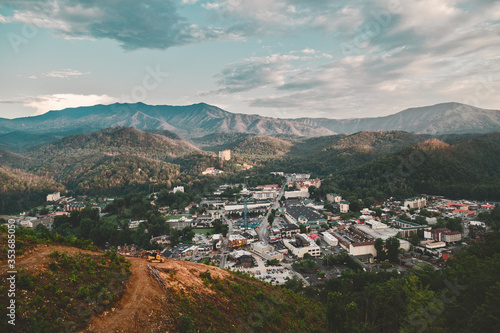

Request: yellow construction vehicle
left=146, top=250, right=164, bottom=263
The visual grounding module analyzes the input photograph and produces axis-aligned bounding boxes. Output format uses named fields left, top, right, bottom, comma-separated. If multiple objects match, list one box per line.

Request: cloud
left=0, top=0, right=225, bottom=50
left=207, top=51, right=333, bottom=95
left=44, top=69, right=89, bottom=79
left=199, top=0, right=500, bottom=118
left=23, top=94, right=117, bottom=115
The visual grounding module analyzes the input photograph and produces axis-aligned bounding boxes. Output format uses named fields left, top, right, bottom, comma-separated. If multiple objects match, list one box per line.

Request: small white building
left=46, top=192, right=61, bottom=202
left=219, top=149, right=231, bottom=161
left=172, top=186, right=184, bottom=193
left=322, top=232, right=339, bottom=246
left=469, top=221, right=486, bottom=228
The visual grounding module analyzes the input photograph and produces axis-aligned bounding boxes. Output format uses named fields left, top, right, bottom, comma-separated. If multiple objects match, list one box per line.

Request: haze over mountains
left=1, top=102, right=500, bottom=151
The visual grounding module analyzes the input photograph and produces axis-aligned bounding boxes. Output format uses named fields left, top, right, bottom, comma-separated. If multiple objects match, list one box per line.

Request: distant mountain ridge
left=292, top=102, right=500, bottom=135
left=0, top=102, right=333, bottom=140
left=1, top=102, right=499, bottom=148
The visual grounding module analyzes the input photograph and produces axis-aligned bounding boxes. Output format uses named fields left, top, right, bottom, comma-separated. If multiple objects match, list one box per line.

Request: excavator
left=145, top=250, right=165, bottom=263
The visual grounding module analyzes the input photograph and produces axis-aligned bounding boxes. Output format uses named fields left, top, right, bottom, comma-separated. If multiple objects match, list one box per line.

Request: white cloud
left=44, top=69, right=90, bottom=79
left=24, top=94, right=117, bottom=115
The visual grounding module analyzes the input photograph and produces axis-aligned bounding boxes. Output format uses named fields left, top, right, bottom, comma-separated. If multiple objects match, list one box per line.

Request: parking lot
left=229, top=254, right=295, bottom=285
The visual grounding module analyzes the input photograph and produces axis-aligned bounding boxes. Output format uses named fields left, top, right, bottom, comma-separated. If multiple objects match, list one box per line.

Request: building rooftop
left=286, top=206, right=323, bottom=222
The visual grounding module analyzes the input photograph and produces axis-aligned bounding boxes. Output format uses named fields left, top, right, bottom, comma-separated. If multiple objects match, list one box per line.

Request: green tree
left=375, top=238, right=386, bottom=261
left=385, top=237, right=400, bottom=262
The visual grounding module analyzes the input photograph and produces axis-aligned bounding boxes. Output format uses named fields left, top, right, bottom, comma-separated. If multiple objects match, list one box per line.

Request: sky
left=0, top=0, right=499, bottom=120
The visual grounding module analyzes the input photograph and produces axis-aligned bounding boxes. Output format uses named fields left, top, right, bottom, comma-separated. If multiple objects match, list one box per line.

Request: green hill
left=333, top=133, right=500, bottom=200
left=263, top=130, right=427, bottom=174
left=0, top=166, right=65, bottom=214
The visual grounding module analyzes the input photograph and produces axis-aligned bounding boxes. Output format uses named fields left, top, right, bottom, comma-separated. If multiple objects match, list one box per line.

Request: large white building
left=283, top=234, right=321, bottom=258
left=404, top=196, right=427, bottom=209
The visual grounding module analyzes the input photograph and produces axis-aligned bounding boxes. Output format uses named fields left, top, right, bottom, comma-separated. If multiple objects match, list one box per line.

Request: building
left=284, top=205, right=326, bottom=229
left=218, top=149, right=231, bottom=161
left=443, top=202, right=469, bottom=211
left=392, top=219, right=431, bottom=237
left=288, top=173, right=310, bottom=181
left=252, top=242, right=284, bottom=261
left=469, top=221, right=486, bottom=228
left=172, top=186, right=184, bottom=193
left=46, top=192, right=61, bottom=202
left=273, top=217, right=301, bottom=238
left=339, top=200, right=350, bottom=213
left=288, top=179, right=322, bottom=191
left=229, top=234, right=247, bottom=248
left=326, top=193, right=342, bottom=203
left=225, top=201, right=271, bottom=212
left=331, top=226, right=376, bottom=257
left=202, top=167, right=224, bottom=175
left=252, top=190, right=278, bottom=200
left=236, top=255, right=254, bottom=267
left=283, top=234, right=321, bottom=258
left=129, top=220, right=146, bottom=229
left=284, top=190, right=310, bottom=199
left=424, top=228, right=462, bottom=243
left=257, top=184, right=280, bottom=191
left=65, top=201, right=86, bottom=212
left=321, top=231, right=339, bottom=246
left=404, top=196, right=427, bottom=209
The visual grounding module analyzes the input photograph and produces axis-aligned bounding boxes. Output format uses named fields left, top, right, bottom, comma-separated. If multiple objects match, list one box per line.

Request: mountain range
left=293, top=102, right=500, bottom=135
left=1, top=102, right=500, bottom=152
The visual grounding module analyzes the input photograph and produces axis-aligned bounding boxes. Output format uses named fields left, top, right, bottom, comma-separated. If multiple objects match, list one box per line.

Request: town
left=3, top=158, right=496, bottom=288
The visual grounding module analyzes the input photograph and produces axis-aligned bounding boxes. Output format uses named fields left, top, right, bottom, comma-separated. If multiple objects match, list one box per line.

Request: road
left=257, top=180, right=286, bottom=244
